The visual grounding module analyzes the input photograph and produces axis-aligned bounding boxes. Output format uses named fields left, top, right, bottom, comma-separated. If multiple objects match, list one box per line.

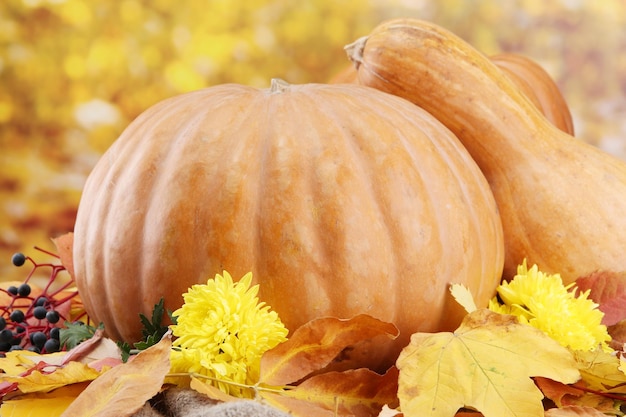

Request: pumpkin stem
left=270, top=78, right=291, bottom=93
left=344, top=36, right=368, bottom=69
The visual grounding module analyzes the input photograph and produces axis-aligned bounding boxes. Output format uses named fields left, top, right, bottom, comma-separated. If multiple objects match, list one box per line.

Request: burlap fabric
left=131, top=388, right=292, bottom=417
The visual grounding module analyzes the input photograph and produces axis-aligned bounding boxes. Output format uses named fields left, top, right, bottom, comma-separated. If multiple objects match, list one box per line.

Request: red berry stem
left=1, top=246, right=87, bottom=354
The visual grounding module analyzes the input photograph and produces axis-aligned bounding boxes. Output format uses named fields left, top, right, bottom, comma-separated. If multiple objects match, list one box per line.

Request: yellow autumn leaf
left=397, top=309, right=581, bottom=417
left=59, top=333, right=171, bottom=417
left=189, top=376, right=241, bottom=403
left=0, top=361, right=102, bottom=394
left=261, top=367, right=399, bottom=417
left=449, top=283, right=477, bottom=314
left=572, top=348, right=626, bottom=391
left=0, top=383, right=88, bottom=417
left=0, top=351, right=66, bottom=376
left=0, top=396, right=73, bottom=417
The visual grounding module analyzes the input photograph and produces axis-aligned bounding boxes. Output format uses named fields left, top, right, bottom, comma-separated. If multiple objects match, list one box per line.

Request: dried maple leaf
left=261, top=368, right=398, bottom=417
left=534, top=347, right=626, bottom=413
left=397, top=309, right=580, bottom=417
left=535, top=377, right=585, bottom=407
left=59, top=333, right=171, bottom=417
left=572, top=348, right=626, bottom=390
left=544, top=405, right=614, bottom=416
left=256, top=315, right=400, bottom=417
left=575, top=271, right=626, bottom=326
left=260, top=314, right=398, bottom=386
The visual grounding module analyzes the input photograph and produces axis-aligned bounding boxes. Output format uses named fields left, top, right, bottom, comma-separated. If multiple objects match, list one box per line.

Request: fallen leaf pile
left=2, top=239, right=626, bottom=416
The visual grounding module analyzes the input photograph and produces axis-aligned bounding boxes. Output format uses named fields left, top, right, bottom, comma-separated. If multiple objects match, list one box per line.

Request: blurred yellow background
left=1, top=0, right=626, bottom=282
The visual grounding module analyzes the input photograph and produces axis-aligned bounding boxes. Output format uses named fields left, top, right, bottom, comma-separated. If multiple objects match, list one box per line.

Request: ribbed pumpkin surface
left=346, top=19, right=626, bottom=283
left=73, top=81, right=504, bottom=366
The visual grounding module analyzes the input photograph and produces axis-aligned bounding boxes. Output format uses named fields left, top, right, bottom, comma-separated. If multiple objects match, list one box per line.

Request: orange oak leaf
left=544, top=406, right=613, bottom=416
left=59, top=333, right=171, bottom=417
left=575, top=271, right=626, bottom=326
left=261, top=367, right=399, bottom=417
left=535, top=349, right=626, bottom=413
left=535, top=377, right=585, bottom=407
left=397, top=309, right=580, bottom=417
left=52, top=232, right=75, bottom=281
left=260, top=314, right=399, bottom=386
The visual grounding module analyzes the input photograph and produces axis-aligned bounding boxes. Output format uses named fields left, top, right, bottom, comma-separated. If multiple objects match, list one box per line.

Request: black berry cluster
left=0, top=247, right=83, bottom=355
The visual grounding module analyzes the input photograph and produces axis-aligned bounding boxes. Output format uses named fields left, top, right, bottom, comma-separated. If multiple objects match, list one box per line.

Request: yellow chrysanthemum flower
left=169, top=271, right=288, bottom=397
left=488, top=260, right=611, bottom=352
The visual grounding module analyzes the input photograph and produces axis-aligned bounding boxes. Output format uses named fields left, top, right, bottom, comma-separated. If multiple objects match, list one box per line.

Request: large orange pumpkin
left=73, top=80, right=504, bottom=368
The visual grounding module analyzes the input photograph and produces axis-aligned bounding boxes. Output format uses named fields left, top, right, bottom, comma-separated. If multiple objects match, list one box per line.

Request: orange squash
left=331, top=53, right=574, bottom=134
left=490, top=53, right=574, bottom=135
left=346, top=18, right=626, bottom=283
left=72, top=79, right=504, bottom=368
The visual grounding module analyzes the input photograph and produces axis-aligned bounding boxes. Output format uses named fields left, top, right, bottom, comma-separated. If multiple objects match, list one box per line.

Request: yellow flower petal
left=169, top=271, right=288, bottom=397
left=489, top=260, right=611, bottom=351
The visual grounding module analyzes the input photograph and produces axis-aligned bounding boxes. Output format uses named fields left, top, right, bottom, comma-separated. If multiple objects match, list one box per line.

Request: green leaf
left=115, top=298, right=174, bottom=363
left=117, top=341, right=132, bottom=363
left=60, top=322, right=103, bottom=350
left=136, top=298, right=171, bottom=347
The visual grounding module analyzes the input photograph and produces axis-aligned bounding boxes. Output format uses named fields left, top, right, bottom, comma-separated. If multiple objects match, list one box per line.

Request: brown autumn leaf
left=260, top=314, right=399, bottom=386
left=535, top=348, right=626, bottom=413
left=59, top=333, right=171, bottom=417
left=535, top=377, right=585, bottom=407
left=534, top=378, right=616, bottom=413
left=544, top=406, right=613, bottom=417
left=261, top=367, right=399, bottom=417
left=575, top=271, right=626, bottom=326
left=607, top=319, right=626, bottom=351
left=52, top=232, right=75, bottom=281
